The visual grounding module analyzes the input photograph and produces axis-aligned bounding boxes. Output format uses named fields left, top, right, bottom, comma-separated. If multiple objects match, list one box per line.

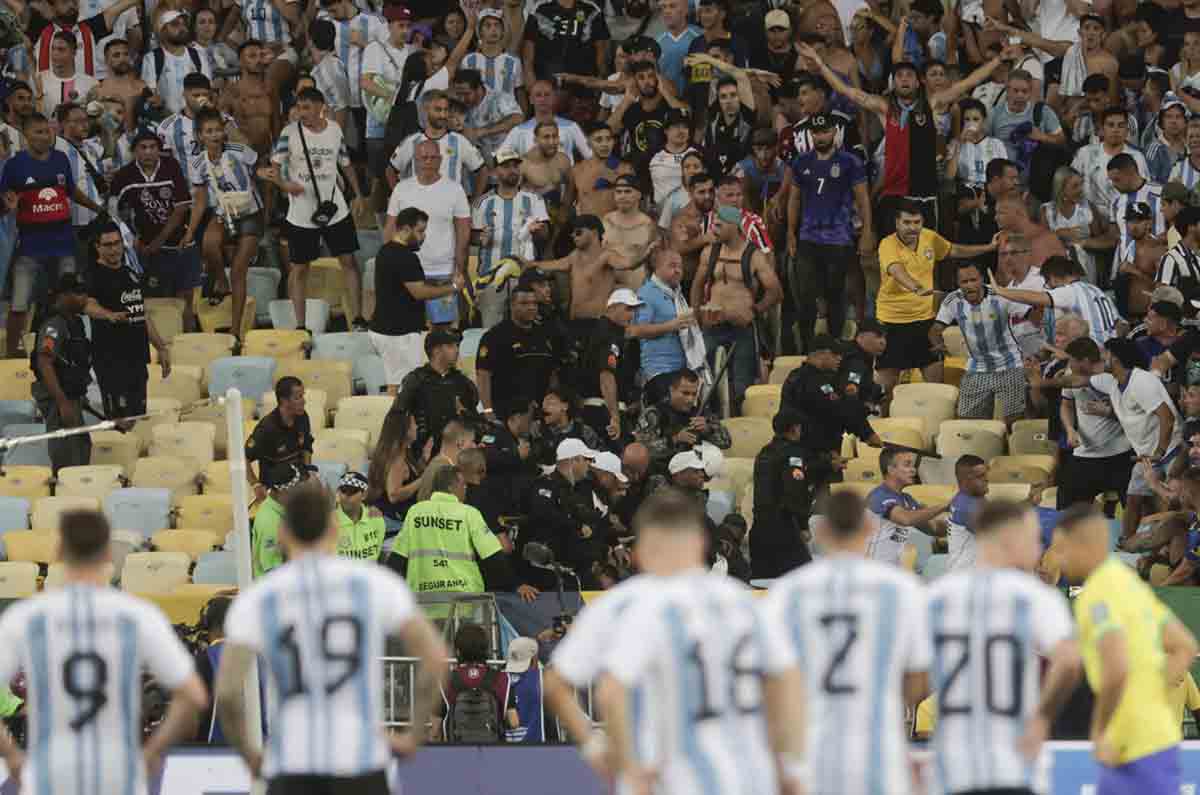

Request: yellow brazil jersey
left=1075, top=557, right=1180, bottom=763
left=1170, top=671, right=1200, bottom=726
left=876, top=228, right=952, bottom=324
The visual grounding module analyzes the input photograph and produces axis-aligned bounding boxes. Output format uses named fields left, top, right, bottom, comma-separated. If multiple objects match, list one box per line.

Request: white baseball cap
left=590, top=451, right=628, bottom=483
left=158, top=9, right=188, bottom=29
left=668, top=450, right=708, bottom=476
left=504, top=637, right=538, bottom=673
left=478, top=7, right=505, bottom=25
left=556, top=438, right=596, bottom=462
left=607, top=288, right=644, bottom=308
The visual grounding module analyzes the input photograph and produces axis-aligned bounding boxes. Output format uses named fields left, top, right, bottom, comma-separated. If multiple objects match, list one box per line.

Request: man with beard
left=519, top=121, right=572, bottom=217
left=750, top=9, right=799, bottom=101
left=500, top=80, right=592, bottom=163
left=218, top=40, right=280, bottom=159
left=607, top=62, right=676, bottom=173
left=389, top=89, right=485, bottom=194
left=733, top=128, right=788, bottom=245
left=602, top=175, right=657, bottom=291
left=786, top=113, right=872, bottom=353
left=776, top=72, right=861, bottom=164
left=570, top=123, right=635, bottom=217
left=1114, top=202, right=1166, bottom=322
left=159, top=72, right=241, bottom=185
left=95, top=38, right=145, bottom=132
left=142, top=10, right=211, bottom=115
left=455, top=67, right=522, bottom=161
left=32, top=0, right=140, bottom=79
left=472, top=147, right=549, bottom=328
left=668, top=170, right=715, bottom=281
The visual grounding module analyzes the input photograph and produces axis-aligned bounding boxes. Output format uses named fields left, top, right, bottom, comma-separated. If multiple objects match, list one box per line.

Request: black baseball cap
left=891, top=60, right=919, bottom=77
left=573, top=214, right=605, bottom=234
left=810, top=334, right=842, bottom=353
left=613, top=174, right=643, bottom=191
left=423, top=328, right=461, bottom=356
left=772, top=408, right=807, bottom=434
left=517, top=267, right=552, bottom=289
left=1125, top=201, right=1153, bottom=221
left=1150, top=300, right=1184, bottom=324
left=810, top=113, right=834, bottom=131
left=131, top=127, right=161, bottom=148
left=665, top=108, right=691, bottom=129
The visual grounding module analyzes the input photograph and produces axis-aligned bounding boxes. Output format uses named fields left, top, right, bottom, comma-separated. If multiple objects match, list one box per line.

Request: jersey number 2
left=63, top=652, right=109, bottom=731
left=278, top=615, right=364, bottom=699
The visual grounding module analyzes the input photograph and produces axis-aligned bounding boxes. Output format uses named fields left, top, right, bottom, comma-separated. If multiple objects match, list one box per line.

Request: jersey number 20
left=935, top=633, right=1024, bottom=717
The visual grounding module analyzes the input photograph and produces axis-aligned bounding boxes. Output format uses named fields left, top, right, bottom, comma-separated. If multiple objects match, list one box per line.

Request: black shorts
left=266, top=770, right=389, bottom=795
left=878, top=318, right=938, bottom=371
left=95, top=368, right=148, bottom=419
left=285, top=216, right=358, bottom=265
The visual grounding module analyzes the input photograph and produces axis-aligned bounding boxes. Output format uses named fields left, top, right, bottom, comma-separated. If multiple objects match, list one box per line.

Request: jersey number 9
left=63, top=652, right=109, bottom=731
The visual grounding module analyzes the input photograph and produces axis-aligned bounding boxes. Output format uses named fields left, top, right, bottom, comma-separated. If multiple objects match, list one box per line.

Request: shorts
left=286, top=216, right=358, bottom=265
left=958, top=367, right=1027, bottom=419
left=1096, top=746, right=1179, bottom=795
left=96, top=366, right=148, bottom=419
left=877, top=318, right=938, bottom=371
left=10, top=254, right=75, bottom=312
left=1128, top=446, right=1181, bottom=497
left=1058, top=450, right=1134, bottom=508
left=144, top=247, right=203, bottom=296
left=368, top=330, right=425, bottom=385
left=197, top=208, right=265, bottom=241
left=266, top=770, right=389, bottom=795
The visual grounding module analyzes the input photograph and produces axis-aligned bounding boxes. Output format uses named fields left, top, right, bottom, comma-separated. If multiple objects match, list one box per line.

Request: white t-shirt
left=1089, top=369, right=1183, bottom=457
left=389, top=130, right=483, bottom=185
left=360, top=40, right=414, bottom=138
left=1063, top=382, right=1134, bottom=458
left=272, top=119, right=352, bottom=229
left=648, top=146, right=697, bottom=207
left=37, top=70, right=98, bottom=119
left=387, top=176, right=469, bottom=278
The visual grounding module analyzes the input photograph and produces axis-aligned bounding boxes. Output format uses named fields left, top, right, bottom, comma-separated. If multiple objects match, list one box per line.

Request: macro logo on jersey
left=21, top=184, right=69, bottom=224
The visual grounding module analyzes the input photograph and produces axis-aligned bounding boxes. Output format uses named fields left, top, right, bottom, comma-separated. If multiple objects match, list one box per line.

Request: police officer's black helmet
left=772, top=409, right=807, bottom=435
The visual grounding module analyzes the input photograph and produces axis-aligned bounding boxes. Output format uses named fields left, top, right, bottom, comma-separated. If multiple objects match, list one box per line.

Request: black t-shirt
left=749, top=46, right=798, bottom=99
left=87, top=261, right=148, bottom=370
left=576, top=317, right=638, bottom=403
left=370, top=242, right=427, bottom=336
left=478, top=319, right=561, bottom=409
left=620, top=101, right=671, bottom=166
left=704, top=103, right=755, bottom=176
left=244, top=408, right=314, bottom=469
left=524, top=0, right=610, bottom=79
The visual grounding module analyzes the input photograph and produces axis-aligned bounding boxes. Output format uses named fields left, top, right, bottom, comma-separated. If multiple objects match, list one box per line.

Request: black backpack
left=1029, top=102, right=1070, bottom=204
left=447, top=666, right=503, bottom=744
left=150, top=46, right=205, bottom=88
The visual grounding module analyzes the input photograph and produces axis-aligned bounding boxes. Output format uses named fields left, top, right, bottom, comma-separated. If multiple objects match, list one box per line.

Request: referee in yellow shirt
left=1028, top=504, right=1199, bottom=794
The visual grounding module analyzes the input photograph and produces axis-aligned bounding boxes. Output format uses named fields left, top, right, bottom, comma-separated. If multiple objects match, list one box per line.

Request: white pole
left=224, top=388, right=264, bottom=758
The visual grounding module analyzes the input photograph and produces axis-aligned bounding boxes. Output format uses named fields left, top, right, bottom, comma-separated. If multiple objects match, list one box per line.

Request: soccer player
left=760, top=489, right=930, bottom=795
left=595, top=489, right=801, bottom=795
left=0, top=510, right=208, bottom=794
left=216, top=483, right=448, bottom=793
left=926, top=500, right=1081, bottom=795
left=1025, top=504, right=1199, bottom=792
left=989, top=255, right=1120, bottom=344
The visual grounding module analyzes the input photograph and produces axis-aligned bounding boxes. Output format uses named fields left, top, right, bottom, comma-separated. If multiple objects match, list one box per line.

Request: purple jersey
left=790, top=149, right=865, bottom=247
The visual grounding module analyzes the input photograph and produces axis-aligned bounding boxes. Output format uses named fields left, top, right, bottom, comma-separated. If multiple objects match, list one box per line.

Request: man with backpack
left=434, top=623, right=512, bottom=744
left=141, top=10, right=212, bottom=115
left=985, top=69, right=1067, bottom=202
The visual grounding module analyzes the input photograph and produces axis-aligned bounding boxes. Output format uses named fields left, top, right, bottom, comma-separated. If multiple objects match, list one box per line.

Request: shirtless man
left=691, top=205, right=782, bottom=411
left=669, top=170, right=716, bottom=284
left=603, top=174, right=657, bottom=290
left=95, top=38, right=145, bottom=132
left=992, top=15, right=1118, bottom=107
left=1115, top=203, right=1166, bottom=320
left=219, top=39, right=280, bottom=157
left=571, top=122, right=634, bottom=217
left=521, top=120, right=574, bottom=218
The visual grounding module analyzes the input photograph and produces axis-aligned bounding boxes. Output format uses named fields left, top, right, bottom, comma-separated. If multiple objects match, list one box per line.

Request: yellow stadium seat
left=0, top=360, right=35, bottom=401
left=991, top=454, right=1056, bottom=479
left=720, top=457, right=754, bottom=501
left=120, top=551, right=190, bottom=593
left=769, top=356, right=805, bottom=385
left=173, top=583, right=236, bottom=600
left=133, top=397, right=182, bottom=454
left=891, top=384, right=959, bottom=445
left=989, top=464, right=1049, bottom=485
left=937, top=426, right=1005, bottom=462
left=941, top=326, right=968, bottom=358
left=0, top=466, right=53, bottom=499
left=184, top=399, right=256, bottom=460
left=458, top=356, right=477, bottom=383
left=147, top=366, right=203, bottom=404
left=145, top=297, right=185, bottom=343
left=988, top=483, right=1031, bottom=501
left=170, top=333, right=237, bottom=374
left=132, top=456, right=201, bottom=504
left=3, top=531, right=57, bottom=564
left=742, top=385, right=782, bottom=418
left=943, top=356, right=966, bottom=388
left=870, top=418, right=928, bottom=451
left=841, top=433, right=857, bottom=459
left=44, top=561, right=116, bottom=589
left=313, top=431, right=369, bottom=471
left=55, top=465, right=124, bottom=500
left=261, top=388, right=329, bottom=429
left=844, top=458, right=883, bottom=482
left=1009, top=419, right=1056, bottom=456
left=133, top=592, right=210, bottom=624
left=904, top=484, right=955, bottom=507
left=243, top=329, right=309, bottom=361
left=151, top=529, right=222, bottom=560
left=722, top=417, right=773, bottom=459
left=831, top=481, right=876, bottom=498
left=275, top=359, right=353, bottom=407
left=201, top=461, right=235, bottom=495
left=175, top=494, right=234, bottom=534
left=334, top=396, right=393, bottom=452
left=32, top=496, right=100, bottom=531
left=0, top=561, right=37, bottom=597
left=940, top=419, right=1008, bottom=440
left=306, top=258, right=347, bottom=316
left=151, top=422, right=216, bottom=469
left=195, top=294, right=256, bottom=338
left=90, top=431, right=140, bottom=475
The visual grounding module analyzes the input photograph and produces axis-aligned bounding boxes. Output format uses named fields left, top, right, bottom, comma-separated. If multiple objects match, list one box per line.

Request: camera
left=311, top=200, right=339, bottom=227
left=552, top=613, right=573, bottom=634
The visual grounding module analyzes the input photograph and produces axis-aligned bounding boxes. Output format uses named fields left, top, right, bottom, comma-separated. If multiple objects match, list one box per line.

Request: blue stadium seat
left=245, top=267, right=282, bottom=325
left=2, top=424, right=50, bottom=467
left=706, top=490, right=735, bottom=526
left=460, top=328, right=483, bottom=359
left=104, top=488, right=172, bottom=539
left=0, top=497, right=29, bottom=532
left=208, top=357, right=277, bottom=405
left=269, top=299, right=330, bottom=335
left=194, top=549, right=237, bottom=585
left=313, top=461, right=347, bottom=492
left=354, top=354, right=387, bottom=396
left=313, top=332, right=374, bottom=363
left=0, top=401, right=35, bottom=429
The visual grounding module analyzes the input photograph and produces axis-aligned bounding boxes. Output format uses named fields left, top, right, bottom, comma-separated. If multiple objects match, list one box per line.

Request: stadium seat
left=904, top=485, right=955, bottom=507
left=193, top=549, right=237, bottom=585
left=268, top=299, right=330, bottom=335
left=941, top=418, right=1007, bottom=439
left=354, top=354, right=387, bottom=395
left=721, top=417, right=772, bottom=459
left=995, top=453, right=1057, bottom=477
left=459, top=327, right=483, bottom=359
left=0, top=497, right=29, bottom=532
left=245, top=266, right=282, bottom=325
left=0, top=466, right=53, bottom=499
left=305, top=257, right=348, bottom=317
left=987, top=483, right=1032, bottom=500
left=989, top=456, right=1053, bottom=485
left=170, top=332, right=237, bottom=373
left=1039, top=487, right=1058, bottom=508
left=275, top=359, right=353, bottom=407
left=923, top=553, right=950, bottom=580
left=312, top=331, right=375, bottom=363
left=937, top=425, right=1005, bottom=462
left=0, top=401, right=35, bottom=429
left=0, top=360, right=35, bottom=401
left=844, top=458, right=883, bottom=483
left=120, top=551, right=190, bottom=593
left=908, top=532, right=935, bottom=575
left=261, top=388, right=328, bottom=429
left=131, top=457, right=201, bottom=504
left=741, top=385, right=782, bottom=418
left=55, top=465, right=124, bottom=500
left=1009, top=419, right=1056, bottom=456
left=89, top=431, right=140, bottom=474
left=1, top=423, right=50, bottom=467
left=194, top=293, right=257, bottom=338
left=334, top=396, right=393, bottom=452
left=151, top=529, right=222, bottom=560
left=176, top=494, right=234, bottom=534
left=44, top=560, right=117, bottom=589
left=242, top=330, right=309, bottom=361
left=314, top=432, right=369, bottom=473
left=193, top=398, right=258, bottom=459
left=174, top=582, right=235, bottom=600
left=145, top=297, right=185, bottom=343
left=146, top=367, right=203, bottom=404
left=133, top=397, right=182, bottom=454
left=719, top=457, right=754, bottom=501
left=3, top=531, right=57, bottom=564
left=869, top=422, right=926, bottom=453
left=151, top=422, right=216, bottom=469
left=32, top=496, right=100, bottom=532
left=830, top=482, right=876, bottom=498
left=313, top=460, right=348, bottom=492
left=942, top=357, right=966, bottom=388
left=0, top=561, right=38, bottom=596
left=891, top=384, right=959, bottom=445
left=941, top=326, right=968, bottom=358
left=208, top=357, right=277, bottom=404
left=105, top=488, right=173, bottom=540
left=769, top=356, right=805, bottom=385
left=201, top=461, right=235, bottom=495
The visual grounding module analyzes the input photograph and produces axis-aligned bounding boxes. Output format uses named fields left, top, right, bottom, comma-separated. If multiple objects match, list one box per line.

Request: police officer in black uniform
left=394, top=329, right=480, bottom=446
left=838, top=318, right=888, bottom=415
left=576, top=287, right=642, bottom=447
left=526, top=438, right=611, bottom=589
left=479, top=398, right=537, bottom=504
left=781, top=334, right=883, bottom=456
left=477, top=279, right=563, bottom=418
left=31, top=273, right=93, bottom=472
left=750, top=409, right=838, bottom=577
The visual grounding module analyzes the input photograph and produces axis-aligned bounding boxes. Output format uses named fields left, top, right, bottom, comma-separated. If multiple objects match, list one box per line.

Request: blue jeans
left=703, top=323, right=757, bottom=412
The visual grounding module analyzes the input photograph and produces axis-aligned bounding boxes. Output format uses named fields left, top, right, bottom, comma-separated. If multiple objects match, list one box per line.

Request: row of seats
left=0, top=488, right=232, bottom=534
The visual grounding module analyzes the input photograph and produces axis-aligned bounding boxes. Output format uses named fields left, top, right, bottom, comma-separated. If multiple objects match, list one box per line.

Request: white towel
left=1059, top=42, right=1088, bottom=98
left=650, top=274, right=711, bottom=385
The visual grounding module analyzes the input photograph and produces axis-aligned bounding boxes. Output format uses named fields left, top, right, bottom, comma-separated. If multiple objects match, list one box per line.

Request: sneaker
left=352, top=316, right=369, bottom=332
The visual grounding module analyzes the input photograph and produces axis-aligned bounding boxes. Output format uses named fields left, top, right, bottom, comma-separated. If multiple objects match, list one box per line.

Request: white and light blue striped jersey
left=499, top=116, right=593, bottom=164
left=140, top=45, right=213, bottom=115
left=926, top=569, right=1072, bottom=795
left=224, top=555, right=418, bottom=778
left=54, top=135, right=103, bottom=226
left=1169, top=156, right=1200, bottom=192
left=360, top=39, right=413, bottom=139
left=1109, top=181, right=1164, bottom=251
left=866, top=485, right=921, bottom=566
left=324, top=12, right=388, bottom=109
left=472, top=189, right=549, bottom=276
left=606, top=571, right=778, bottom=795
left=235, top=0, right=293, bottom=44
left=935, top=288, right=1026, bottom=373
left=760, top=555, right=930, bottom=795
left=312, top=54, right=352, bottom=113
left=461, top=52, right=523, bottom=99
left=1046, top=279, right=1120, bottom=343
left=3, top=43, right=31, bottom=81
left=159, top=111, right=238, bottom=183
left=189, top=143, right=262, bottom=215
left=389, top=130, right=483, bottom=185
left=99, top=131, right=133, bottom=177
left=0, top=584, right=194, bottom=795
